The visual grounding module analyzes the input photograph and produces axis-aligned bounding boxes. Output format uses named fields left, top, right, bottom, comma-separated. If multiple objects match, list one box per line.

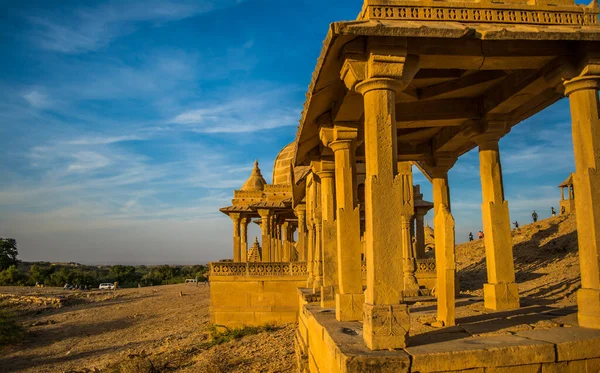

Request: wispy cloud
left=65, top=135, right=145, bottom=145
left=22, top=90, right=52, bottom=109
left=169, top=88, right=301, bottom=133
left=27, top=0, right=246, bottom=54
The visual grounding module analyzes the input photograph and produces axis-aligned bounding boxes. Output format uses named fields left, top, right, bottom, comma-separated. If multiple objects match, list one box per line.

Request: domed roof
left=241, top=161, right=267, bottom=191
left=272, top=142, right=296, bottom=185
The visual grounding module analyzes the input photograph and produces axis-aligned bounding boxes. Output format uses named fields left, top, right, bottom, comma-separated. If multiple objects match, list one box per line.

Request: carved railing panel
left=360, top=259, right=436, bottom=278
left=362, top=4, right=598, bottom=26
left=210, top=261, right=308, bottom=276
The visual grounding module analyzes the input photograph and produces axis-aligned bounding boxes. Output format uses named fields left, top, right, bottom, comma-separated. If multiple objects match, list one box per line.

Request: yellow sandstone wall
left=209, top=275, right=307, bottom=327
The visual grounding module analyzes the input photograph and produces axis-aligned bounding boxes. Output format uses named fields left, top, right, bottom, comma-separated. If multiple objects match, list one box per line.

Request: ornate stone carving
left=360, top=4, right=598, bottom=26
left=209, top=261, right=309, bottom=277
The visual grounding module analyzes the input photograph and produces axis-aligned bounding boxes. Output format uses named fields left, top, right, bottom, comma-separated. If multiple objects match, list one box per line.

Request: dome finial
left=240, top=160, right=267, bottom=191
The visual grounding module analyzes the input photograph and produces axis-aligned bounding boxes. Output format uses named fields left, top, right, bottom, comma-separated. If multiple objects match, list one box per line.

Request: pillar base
left=335, top=293, right=364, bottom=322
left=363, top=303, right=410, bottom=350
left=306, top=274, right=314, bottom=289
left=578, top=288, right=600, bottom=329
left=320, top=286, right=335, bottom=308
left=484, top=283, right=520, bottom=310
left=312, top=276, right=323, bottom=295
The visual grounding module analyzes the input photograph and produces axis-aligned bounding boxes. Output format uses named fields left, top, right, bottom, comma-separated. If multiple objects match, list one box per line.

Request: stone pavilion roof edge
left=293, top=16, right=600, bottom=166
left=559, top=173, right=574, bottom=187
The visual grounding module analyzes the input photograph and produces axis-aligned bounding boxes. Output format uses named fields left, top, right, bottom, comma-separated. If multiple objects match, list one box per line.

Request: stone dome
left=241, top=161, right=267, bottom=191
left=272, top=142, right=296, bottom=185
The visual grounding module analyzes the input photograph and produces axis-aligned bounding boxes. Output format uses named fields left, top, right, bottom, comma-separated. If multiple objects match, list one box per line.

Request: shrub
left=0, top=310, right=25, bottom=346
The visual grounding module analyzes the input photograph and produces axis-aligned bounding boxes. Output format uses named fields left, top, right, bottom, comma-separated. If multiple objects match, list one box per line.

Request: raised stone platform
left=209, top=261, right=309, bottom=327
left=296, top=295, right=600, bottom=373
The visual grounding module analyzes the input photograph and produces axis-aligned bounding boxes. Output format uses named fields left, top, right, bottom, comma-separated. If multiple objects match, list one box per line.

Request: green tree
left=28, top=264, right=53, bottom=285
left=0, top=238, right=18, bottom=271
left=0, top=265, right=26, bottom=285
left=110, top=265, right=137, bottom=285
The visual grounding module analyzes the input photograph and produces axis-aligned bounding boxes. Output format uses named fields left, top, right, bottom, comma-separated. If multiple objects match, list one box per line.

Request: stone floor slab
left=405, top=334, right=555, bottom=372
left=517, top=327, right=600, bottom=361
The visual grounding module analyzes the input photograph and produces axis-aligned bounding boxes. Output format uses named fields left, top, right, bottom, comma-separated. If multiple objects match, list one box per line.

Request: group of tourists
left=468, top=231, right=485, bottom=241
left=469, top=206, right=562, bottom=241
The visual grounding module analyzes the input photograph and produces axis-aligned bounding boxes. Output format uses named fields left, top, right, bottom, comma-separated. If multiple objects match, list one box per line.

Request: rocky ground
left=0, top=214, right=582, bottom=372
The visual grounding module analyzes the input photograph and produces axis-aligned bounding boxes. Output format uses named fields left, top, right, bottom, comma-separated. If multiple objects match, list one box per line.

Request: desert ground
left=0, top=214, right=580, bottom=372
left=0, top=284, right=296, bottom=373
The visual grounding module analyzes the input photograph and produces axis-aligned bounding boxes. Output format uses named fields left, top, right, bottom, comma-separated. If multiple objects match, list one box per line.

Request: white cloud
left=67, top=151, right=111, bottom=172
left=66, top=135, right=145, bottom=145
left=22, top=90, right=52, bottom=109
left=169, top=89, right=300, bottom=133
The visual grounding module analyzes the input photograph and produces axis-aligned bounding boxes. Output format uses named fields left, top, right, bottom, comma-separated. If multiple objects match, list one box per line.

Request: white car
left=99, top=283, right=115, bottom=290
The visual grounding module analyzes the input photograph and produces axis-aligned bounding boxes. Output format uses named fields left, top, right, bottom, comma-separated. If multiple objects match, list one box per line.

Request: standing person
left=561, top=206, right=566, bottom=215
left=469, top=232, right=474, bottom=242
left=513, top=221, right=519, bottom=229
left=551, top=207, right=556, bottom=217
left=478, top=231, right=484, bottom=240
left=532, top=210, right=538, bottom=223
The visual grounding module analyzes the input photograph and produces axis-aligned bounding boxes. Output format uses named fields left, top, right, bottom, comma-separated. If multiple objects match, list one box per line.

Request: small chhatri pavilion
left=559, top=172, right=576, bottom=214
left=219, top=146, right=299, bottom=263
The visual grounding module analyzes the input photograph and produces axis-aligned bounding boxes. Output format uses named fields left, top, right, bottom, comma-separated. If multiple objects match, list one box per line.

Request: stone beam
left=419, top=71, right=507, bottom=101
left=396, top=99, right=482, bottom=123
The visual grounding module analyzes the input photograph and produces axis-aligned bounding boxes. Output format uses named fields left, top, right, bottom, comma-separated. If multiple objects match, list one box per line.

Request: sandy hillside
left=457, top=214, right=580, bottom=307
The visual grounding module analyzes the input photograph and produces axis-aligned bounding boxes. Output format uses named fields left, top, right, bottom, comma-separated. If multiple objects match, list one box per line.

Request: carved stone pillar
left=313, top=178, right=324, bottom=293
left=321, top=124, right=364, bottom=321
left=282, top=222, right=290, bottom=262
left=472, top=124, right=520, bottom=311
left=314, top=161, right=337, bottom=308
left=415, top=211, right=426, bottom=259
left=240, top=216, right=250, bottom=262
left=258, top=209, right=272, bottom=262
left=398, top=162, right=418, bottom=294
left=230, top=213, right=241, bottom=262
left=564, top=72, right=600, bottom=329
left=306, top=176, right=315, bottom=288
left=426, top=156, right=457, bottom=327
left=343, top=42, right=419, bottom=349
left=295, top=205, right=307, bottom=261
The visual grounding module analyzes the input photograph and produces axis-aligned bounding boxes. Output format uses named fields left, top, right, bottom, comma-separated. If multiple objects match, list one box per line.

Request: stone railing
left=360, top=258, right=436, bottom=277
left=360, top=3, right=598, bottom=26
left=209, top=261, right=309, bottom=277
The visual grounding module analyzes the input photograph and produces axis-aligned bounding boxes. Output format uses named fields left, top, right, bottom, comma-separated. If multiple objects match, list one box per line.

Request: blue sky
left=0, top=0, right=577, bottom=264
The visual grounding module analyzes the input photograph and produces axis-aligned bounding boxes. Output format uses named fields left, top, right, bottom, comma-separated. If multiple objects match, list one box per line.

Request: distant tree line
left=0, top=238, right=208, bottom=288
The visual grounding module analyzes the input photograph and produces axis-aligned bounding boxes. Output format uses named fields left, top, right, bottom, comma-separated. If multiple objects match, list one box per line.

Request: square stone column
left=415, top=211, right=426, bottom=259
left=294, top=205, right=307, bottom=261
left=314, top=160, right=338, bottom=308
left=564, top=73, right=600, bottom=329
left=342, top=41, right=419, bottom=350
left=322, top=124, right=365, bottom=321
left=472, top=125, right=520, bottom=311
left=229, top=213, right=241, bottom=262
left=306, top=176, right=316, bottom=288
left=258, top=209, right=272, bottom=262
left=425, top=156, right=457, bottom=327
left=240, top=217, right=250, bottom=262
left=282, top=222, right=290, bottom=262
left=313, top=177, right=324, bottom=293
left=356, top=78, right=412, bottom=350
left=398, top=162, right=418, bottom=294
